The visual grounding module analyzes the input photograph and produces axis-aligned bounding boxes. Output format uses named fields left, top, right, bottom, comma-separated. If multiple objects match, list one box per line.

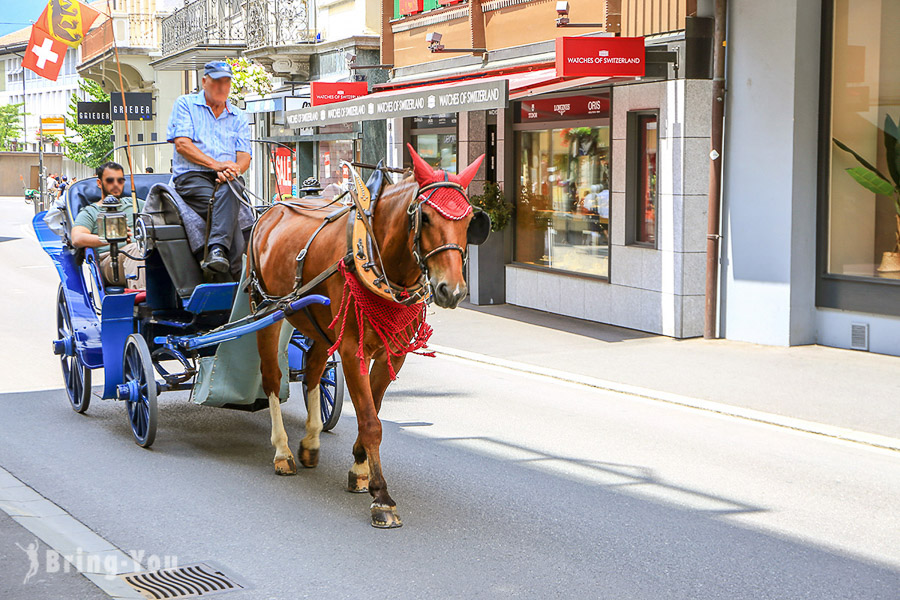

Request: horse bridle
left=408, top=175, right=471, bottom=275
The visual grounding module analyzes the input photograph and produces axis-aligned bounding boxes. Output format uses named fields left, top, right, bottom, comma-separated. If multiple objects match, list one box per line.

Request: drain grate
left=120, top=562, right=244, bottom=599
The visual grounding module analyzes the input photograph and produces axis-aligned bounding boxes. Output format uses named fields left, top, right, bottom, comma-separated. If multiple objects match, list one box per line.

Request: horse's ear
left=407, top=143, right=434, bottom=185
left=457, top=153, right=485, bottom=189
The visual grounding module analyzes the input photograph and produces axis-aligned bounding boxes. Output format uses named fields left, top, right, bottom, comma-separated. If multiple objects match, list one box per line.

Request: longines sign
left=285, top=80, right=508, bottom=128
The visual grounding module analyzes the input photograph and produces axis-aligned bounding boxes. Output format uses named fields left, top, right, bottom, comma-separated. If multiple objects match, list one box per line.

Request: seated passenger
left=71, top=162, right=146, bottom=289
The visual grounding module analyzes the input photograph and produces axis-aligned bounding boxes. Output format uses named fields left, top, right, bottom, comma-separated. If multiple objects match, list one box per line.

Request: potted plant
left=467, top=181, right=513, bottom=305
left=834, top=114, right=900, bottom=272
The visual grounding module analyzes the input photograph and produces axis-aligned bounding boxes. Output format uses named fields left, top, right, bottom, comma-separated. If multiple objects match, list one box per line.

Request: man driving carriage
left=166, top=60, right=252, bottom=277
left=71, top=162, right=146, bottom=288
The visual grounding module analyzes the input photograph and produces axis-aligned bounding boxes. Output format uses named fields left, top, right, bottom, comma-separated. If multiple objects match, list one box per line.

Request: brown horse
left=251, top=147, right=487, bottom=528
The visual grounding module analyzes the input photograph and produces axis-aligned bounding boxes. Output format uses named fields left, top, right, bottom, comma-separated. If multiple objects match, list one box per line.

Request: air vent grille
left=850, top=322, right=869, bottom=351
left=120, top=562, right=244, bottom=599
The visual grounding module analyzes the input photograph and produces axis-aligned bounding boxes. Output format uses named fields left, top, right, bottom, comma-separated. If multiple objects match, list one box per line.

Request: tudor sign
left=555, top=36, right=646, bottom=78
left=311, top=81, right=369, bottom=106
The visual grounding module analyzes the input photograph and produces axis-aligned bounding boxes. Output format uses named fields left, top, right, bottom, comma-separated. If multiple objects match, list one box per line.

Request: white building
left=0, top=31, right=80, bottom=153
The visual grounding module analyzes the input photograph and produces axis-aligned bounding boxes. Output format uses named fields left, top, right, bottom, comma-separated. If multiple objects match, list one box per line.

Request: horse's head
left=407, top=144, right=489, bottom=309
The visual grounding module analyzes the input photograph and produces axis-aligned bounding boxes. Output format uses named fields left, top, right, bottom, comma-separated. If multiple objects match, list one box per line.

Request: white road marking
left=428, top=344, right=900, bottom=453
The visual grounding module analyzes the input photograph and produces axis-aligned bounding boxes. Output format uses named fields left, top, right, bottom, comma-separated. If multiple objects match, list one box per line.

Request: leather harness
left=243, top=162, right=473, bottom=341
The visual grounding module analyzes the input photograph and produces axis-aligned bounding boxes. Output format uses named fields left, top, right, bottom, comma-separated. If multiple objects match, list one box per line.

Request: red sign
left=398, top=0, right=423, bottom=15
left=555, top=37, right=646, bottom=78
left=310, top=81, right=369, bottom=106
left=518, top=95, right=610, bottom=122
left=274, top=147, right=292, bottom=193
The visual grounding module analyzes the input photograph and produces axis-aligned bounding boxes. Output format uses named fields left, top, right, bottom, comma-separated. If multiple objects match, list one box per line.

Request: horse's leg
left=298, top=345, right=328, bottom=468
left=341, top=345, right=402, bottom=528
left=346, top=351, right=405, bottom=494
left=258, top=322, right=295, bottom=475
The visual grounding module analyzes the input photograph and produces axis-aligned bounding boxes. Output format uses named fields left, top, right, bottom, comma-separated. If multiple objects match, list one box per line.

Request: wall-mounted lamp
left=427, top=31, right=487, bottom=54
left=555, top=1, right=604, bottom=28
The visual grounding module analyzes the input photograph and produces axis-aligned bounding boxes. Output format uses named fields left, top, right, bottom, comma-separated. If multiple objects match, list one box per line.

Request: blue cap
left=204, top=61, right=233, bottom=79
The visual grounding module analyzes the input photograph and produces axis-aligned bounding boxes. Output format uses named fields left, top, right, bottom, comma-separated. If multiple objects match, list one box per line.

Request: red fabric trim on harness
left=327, top=262, right=434, bottom=380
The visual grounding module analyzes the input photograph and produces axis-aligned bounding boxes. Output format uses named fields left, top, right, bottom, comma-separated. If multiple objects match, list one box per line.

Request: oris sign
left=555, top=36, right=646, bottom=78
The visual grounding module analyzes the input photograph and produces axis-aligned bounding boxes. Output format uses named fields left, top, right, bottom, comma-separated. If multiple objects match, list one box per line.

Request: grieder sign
left=555, top=36, right=646, bottom=78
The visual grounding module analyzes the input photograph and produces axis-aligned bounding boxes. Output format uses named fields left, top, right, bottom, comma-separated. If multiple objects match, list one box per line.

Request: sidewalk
left=426, top=302, right=900, bottom=443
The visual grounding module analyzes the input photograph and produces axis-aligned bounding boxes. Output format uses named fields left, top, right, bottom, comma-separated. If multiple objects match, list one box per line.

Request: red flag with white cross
left=22, top=24, right=68, bottom=81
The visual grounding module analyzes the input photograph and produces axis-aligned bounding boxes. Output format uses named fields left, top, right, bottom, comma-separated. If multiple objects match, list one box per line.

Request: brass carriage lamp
left=97, top=195, right=129, bottom=244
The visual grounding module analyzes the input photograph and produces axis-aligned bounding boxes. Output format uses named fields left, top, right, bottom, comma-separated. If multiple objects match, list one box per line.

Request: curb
left=428, top=344, right=900, bottom=453
left=0, top=467, right=144, bottom=599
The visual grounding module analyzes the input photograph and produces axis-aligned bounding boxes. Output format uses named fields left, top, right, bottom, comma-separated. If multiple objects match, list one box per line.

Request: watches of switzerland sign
left=310, top=81, right=369, bottom=106
left=555, top=36, right=646, bottom=78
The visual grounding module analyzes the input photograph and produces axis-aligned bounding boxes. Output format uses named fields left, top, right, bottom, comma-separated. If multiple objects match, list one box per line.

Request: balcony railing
left=245, top=0, right=312, bottom=50
left=160, top=0, right=246, bottom=57
left=80, top=14, right=159, bottom=63
left=81, top=20, right=114, bottom=62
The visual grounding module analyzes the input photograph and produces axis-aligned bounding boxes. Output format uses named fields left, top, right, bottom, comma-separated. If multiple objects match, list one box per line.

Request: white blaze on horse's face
left=421, top=205, right=469, bottom=309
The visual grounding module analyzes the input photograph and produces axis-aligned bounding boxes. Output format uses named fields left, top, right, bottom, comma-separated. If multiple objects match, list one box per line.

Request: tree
left=63, top=79, right=113, bottom=168
left=0, top=103, right=26, bottom=150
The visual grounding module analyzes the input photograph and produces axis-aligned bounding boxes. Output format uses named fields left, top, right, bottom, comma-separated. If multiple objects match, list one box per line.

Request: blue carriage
left=35, top=173, right=344, bottom=447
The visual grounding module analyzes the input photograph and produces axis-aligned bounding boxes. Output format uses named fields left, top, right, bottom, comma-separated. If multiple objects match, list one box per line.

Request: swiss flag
left=22, top=25, right=68, bottom=81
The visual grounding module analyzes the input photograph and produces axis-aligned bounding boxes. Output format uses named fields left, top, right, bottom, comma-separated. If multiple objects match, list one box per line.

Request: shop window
left=626, top=111, right=659, bottom=247
left=317, top=123, right=357, bottom=199
left=514, top=92, right=611, bottom=278
left=826, top=0, right=900, bottom=280
left=818, top=0, right=900, bottom=316
left=410, top=113, right=458, bottom=173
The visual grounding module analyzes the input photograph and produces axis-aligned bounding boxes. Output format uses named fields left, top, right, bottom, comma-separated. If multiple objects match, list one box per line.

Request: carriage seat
left=142, top=182, right=255, bottom=299
left=65, top=174, right=173, bottom=233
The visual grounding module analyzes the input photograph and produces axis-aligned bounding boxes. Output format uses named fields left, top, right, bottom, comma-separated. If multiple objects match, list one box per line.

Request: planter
left=877, top=251, right=900, bottom=272
left=467, top=229, right=507, bottom=305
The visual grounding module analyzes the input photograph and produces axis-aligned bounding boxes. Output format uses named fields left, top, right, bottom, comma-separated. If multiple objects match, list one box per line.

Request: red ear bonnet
left=406, top=143, right=486, bottom=220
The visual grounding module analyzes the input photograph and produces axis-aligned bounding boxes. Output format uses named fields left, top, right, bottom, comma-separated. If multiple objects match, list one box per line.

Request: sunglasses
left=104, top=177, right=126, bottom=184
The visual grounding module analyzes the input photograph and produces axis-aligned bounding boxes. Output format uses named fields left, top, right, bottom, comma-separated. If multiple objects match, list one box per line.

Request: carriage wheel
left=56, top=285, right=91, bottom=413
left=303, top=353, right=344, bottom=432
left=122, top=334, right=158, bottom=448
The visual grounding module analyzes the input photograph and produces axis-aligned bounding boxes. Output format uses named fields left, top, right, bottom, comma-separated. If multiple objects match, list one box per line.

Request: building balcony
left=242, top=0, right=317, bottom=79
left=78, top=13, right=159, bottom=90
left=152, top=0, right=246, bottom=71
left=79, top=14, right=159, bottom=66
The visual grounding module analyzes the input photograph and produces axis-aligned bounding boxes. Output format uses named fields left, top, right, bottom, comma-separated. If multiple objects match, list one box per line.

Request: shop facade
left=722, top=0, right=900, bottom=356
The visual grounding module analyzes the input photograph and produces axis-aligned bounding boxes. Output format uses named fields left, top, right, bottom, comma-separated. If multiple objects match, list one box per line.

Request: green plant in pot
left=833, top=114, right=900, bottom=272
left=468, top=181, right=512, bottom=233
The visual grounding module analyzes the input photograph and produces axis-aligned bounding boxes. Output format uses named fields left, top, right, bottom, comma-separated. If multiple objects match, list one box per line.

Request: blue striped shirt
left=166, top=91, right=252, bottom=177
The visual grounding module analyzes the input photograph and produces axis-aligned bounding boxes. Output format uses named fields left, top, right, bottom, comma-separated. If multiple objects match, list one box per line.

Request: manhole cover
left=120, top=562, right=245, bottom=599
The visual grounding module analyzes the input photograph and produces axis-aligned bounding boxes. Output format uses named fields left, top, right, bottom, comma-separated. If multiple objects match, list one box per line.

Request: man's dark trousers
left=174, top=171, right=244, bottom=251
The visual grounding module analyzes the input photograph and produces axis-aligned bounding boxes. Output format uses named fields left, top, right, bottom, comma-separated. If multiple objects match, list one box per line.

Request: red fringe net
left=328, top=262, right=434, bottom=380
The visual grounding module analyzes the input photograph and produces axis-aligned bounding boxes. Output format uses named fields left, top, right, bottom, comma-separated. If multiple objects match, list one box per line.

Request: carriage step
left=119, top=561, right=246, bottom=599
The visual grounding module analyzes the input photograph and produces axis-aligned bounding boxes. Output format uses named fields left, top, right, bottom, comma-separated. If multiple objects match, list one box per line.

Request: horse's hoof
left=347, top=471, right=369, bottom=493
left=274, top=456, right=296, bottom=476
left=371, top=504, right=402, bottom=529
left=299, top=446, right=319, bottom=469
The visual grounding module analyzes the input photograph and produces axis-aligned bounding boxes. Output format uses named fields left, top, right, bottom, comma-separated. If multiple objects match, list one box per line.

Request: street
left=1, top=196, right=899, bottom=599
